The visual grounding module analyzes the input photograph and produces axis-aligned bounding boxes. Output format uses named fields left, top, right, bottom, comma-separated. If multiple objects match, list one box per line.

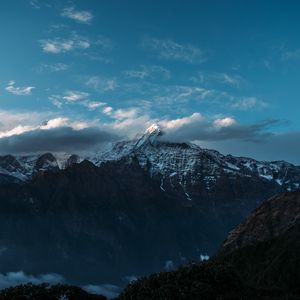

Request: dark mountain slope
left=118, top=190, right=300, bottom=299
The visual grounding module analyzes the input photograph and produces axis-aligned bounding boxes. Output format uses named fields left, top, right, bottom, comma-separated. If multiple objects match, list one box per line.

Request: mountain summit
left=134, top=123, right=164, bottom=148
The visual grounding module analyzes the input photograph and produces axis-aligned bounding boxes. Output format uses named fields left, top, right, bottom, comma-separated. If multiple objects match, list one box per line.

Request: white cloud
left=103, top=106, right=113, bottom=115
left=83, top=101, right=106, bottom=110
left=214, top=117, right=236, bottom=128
left=191, top=71, right=245, bottom=88
left=231, top=97, right=268, bottom=111
left=61, top=6, right=93, bottom=24
left=0, top=110, right=51, bottom=132
left=40, top=117, right=69, bottom=130
left=124, top=65, right=170, bottom=80
left=63, top=91, right=89, bottom=102
left=0, top=117, right=87, bottom=139
left=48, top=95, right=63, bottom=108
left=0, top=125, right=36, bottom=138
left=5, top=81, right=35, bottom=96
left=39, top=63, right=68, bottom=72
left=159, top=113, right=275, bottom=143
left=86, top=76, right=117, bottom=92
left=112, top=108, right=140, bottom=120
left=160, top=113, right=203, bottom=129
left=40, top=33, right=90, bottom=54
left=142, top=38, right=206, bottom=64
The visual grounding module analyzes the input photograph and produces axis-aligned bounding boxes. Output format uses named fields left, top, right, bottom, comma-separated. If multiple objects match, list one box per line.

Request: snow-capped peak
left=134, top=123, right=163, bottom=149
left=145, top=123, right=162, bottom=135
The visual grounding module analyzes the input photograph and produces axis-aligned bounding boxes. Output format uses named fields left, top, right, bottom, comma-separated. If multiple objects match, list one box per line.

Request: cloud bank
left=0, top=109, right=299, bottom=164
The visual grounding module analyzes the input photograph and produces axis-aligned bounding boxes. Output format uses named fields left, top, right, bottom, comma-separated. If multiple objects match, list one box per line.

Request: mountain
left=1, top=124, right=300, bottom=193
left=117, top=190, right=300, bottom=299
left=0, top=124, right=299, bottom=286
left=218, top=189, right=300, bottom=294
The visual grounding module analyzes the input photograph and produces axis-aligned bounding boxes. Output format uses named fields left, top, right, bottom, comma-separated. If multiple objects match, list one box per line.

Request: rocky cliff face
left=220, top=189, right=300, bottom=254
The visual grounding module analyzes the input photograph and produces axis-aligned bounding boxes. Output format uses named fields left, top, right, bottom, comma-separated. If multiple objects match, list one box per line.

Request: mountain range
left=0, top=124, right=299, bottom=287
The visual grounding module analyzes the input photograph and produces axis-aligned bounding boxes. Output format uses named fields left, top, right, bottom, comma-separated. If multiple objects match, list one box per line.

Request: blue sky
left=1, top=0, right=300, bottom=163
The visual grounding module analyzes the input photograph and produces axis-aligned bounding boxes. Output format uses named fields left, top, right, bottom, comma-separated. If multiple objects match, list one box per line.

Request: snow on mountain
left=0, top=123, right=300, bottom=192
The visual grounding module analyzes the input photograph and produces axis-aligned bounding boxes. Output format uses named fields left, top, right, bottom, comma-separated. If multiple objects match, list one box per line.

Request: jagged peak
left=134, top=124, right=164, bottom=149
left=145, top=123, right=162, bottom=135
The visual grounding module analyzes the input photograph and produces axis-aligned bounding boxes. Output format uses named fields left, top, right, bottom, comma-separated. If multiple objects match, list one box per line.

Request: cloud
left=104, top=107, right=141, bottom=121
left=151, top=85, right=214, bottom=106
left=0, top=271, right=64, bottom=290
left=82, top=101, right=106, bottom=110
left=63, top=91, right=89, bottom=102
left=38, top=63, right=68, bottom=72
left=213, top=117, right=237, bottom=128
left=40, top=33, right=90, bottom=54
left=203, top=131, right=300, bottom=165
left=159, top=113, right=278, bottom=143
left=83, top=284, right=120, bottom=299
left=281, top=48, right=300, bottom=60
left=102, top=106, right=114, bottom=115
left=61, top=6, right=93, bottom=24
left=0, top=110, right=51, bottom=132
left=29, top=0, right=40, bottom=9
left=142, top=38, right=206, bottom=63
left=231, top=97, right=268, bottom=111
left=0, top=117, right=85, bottom=139
left=5, top=81, right=35, bottom=96
left=123, top=65, right=170, bottom=80
left=191, top=71, right=245, bottom=88
left=0, top=124, right=119, bottom=154
left=86, top=76, right=117, bottom=92
left=49, top=91, right=89, bottom=107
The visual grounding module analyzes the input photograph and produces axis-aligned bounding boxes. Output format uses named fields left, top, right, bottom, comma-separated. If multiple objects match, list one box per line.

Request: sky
left=1, top=0, right=300, bottom=164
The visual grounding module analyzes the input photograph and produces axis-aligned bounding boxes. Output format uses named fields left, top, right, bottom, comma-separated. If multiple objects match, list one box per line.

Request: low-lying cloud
left=159, top=113, right=278, bottom=143
left=0, top=271, right=120, bottom=299
left=0, top=126, right=119, bottom=154
left=0, top=271, right=64, bottom=289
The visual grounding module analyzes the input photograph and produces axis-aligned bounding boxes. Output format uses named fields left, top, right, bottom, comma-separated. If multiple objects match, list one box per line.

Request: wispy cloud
left=49, top=90, right=89, bottom=108
left=61, top=6, right=93, bottom=24
left=5, top=81, right=35, bottom=96
left=29, top=0, right=39, bottom=9
left=38, top=63, right=68, bottom=72
left=123, top=65, right=170, bottom=80
left=86, top=76, right=118, bottom=92
left=82, top=101, right=106, bottom=110
left=191, top=71, right=245, bottom=88
left=231, top=97, right=268, bottom=111
left=142, top=38, right=206, bottom=64
left=40, top=33, right=90, bottom=54
left=281, top=48, right=300, bottom=60
left=63, top=91, right=89, bottom=102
